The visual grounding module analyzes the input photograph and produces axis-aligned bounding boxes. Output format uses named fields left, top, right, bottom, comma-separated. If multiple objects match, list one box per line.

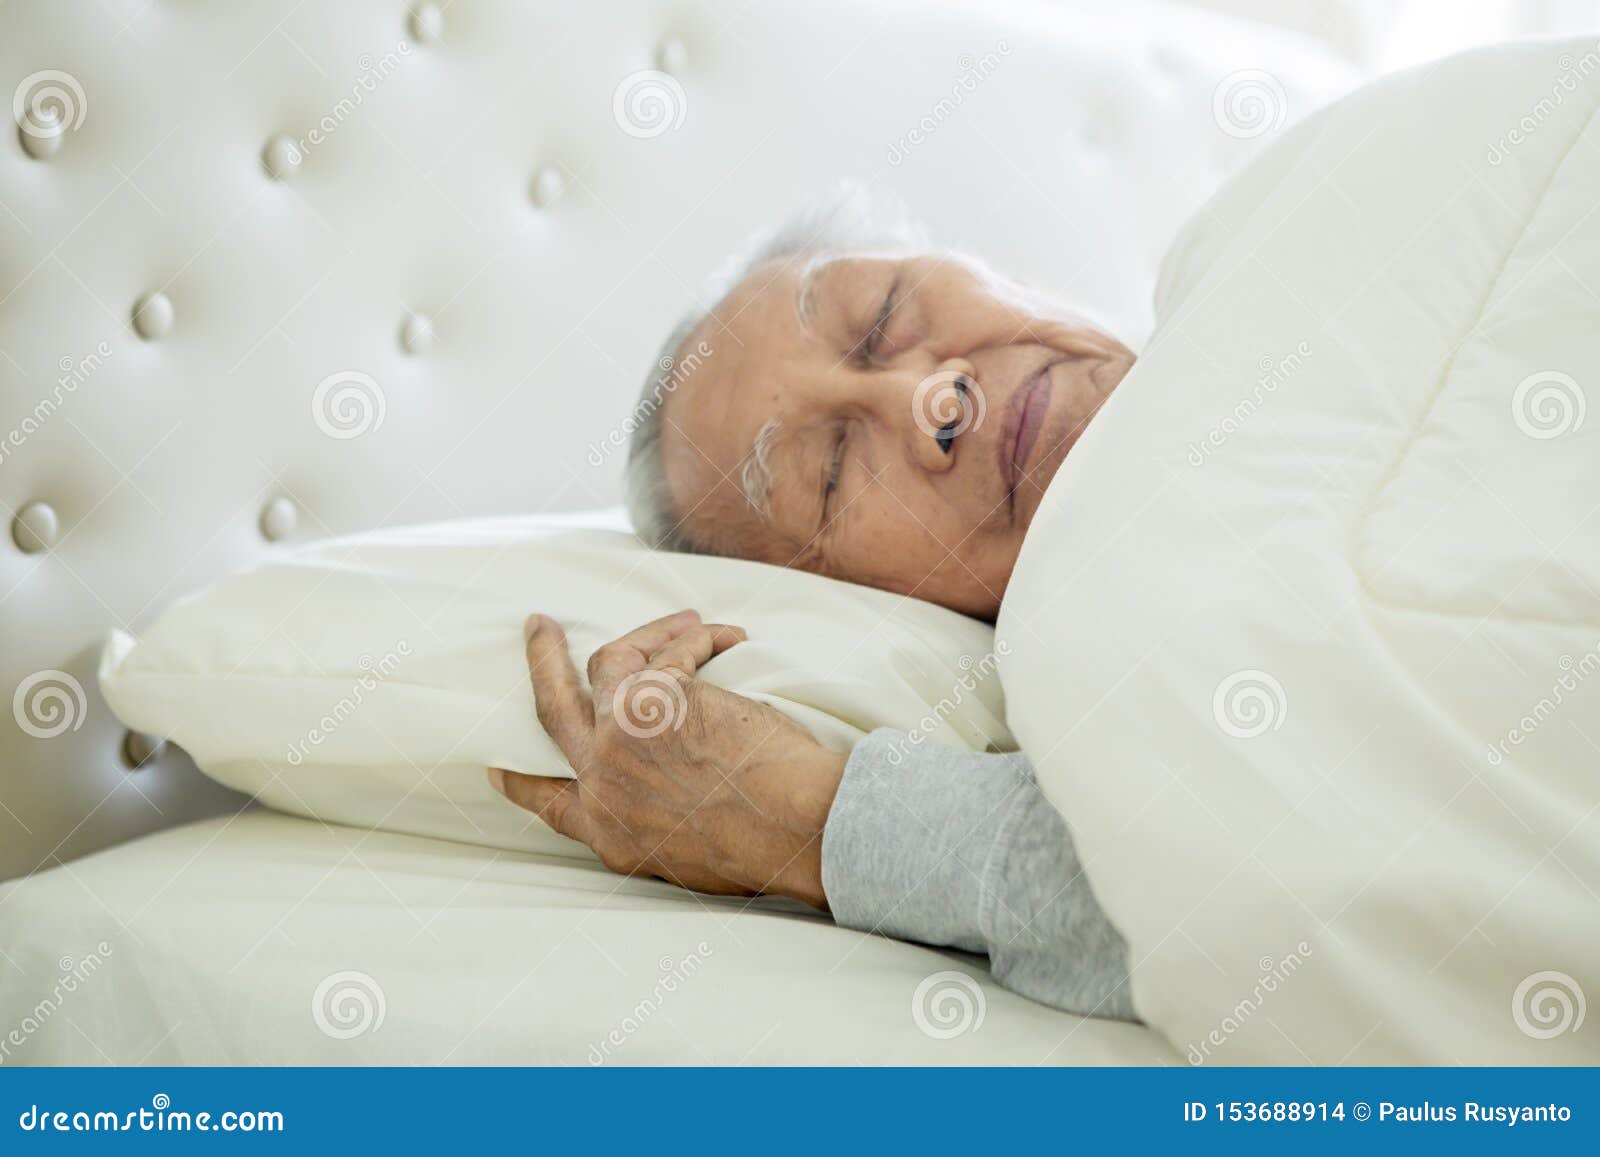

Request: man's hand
left=488, top=609, right=847, bottom=908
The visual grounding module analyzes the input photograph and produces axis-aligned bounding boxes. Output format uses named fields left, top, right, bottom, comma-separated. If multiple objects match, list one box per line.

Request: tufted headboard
left=0, top=0, right=1358, bottom=881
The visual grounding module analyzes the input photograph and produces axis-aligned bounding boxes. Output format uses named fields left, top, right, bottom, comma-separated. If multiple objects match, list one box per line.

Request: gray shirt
left=820, top=728, right=1136, bottom=1021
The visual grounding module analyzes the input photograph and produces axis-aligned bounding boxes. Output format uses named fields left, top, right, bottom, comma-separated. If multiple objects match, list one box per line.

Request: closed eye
left=821, top=427, right=847, bottom=522
left=855, top=276, right=899, bottom=367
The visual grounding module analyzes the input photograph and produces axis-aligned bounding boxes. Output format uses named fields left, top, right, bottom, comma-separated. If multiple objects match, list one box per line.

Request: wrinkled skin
left=491, top=611, right=843, bottom=907
left=654, top=253, right=1134, bottom=619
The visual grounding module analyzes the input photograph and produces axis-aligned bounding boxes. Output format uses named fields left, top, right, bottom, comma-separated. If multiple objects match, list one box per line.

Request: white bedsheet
left=0, top=810, right=1173, bottom=1065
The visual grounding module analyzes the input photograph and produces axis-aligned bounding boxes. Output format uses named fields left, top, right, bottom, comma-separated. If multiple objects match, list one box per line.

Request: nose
left=897, top=357, right=981, bottom=474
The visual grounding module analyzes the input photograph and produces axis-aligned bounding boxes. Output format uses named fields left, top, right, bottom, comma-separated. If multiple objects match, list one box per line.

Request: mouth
left=999, top=363, right=1056, bottom=518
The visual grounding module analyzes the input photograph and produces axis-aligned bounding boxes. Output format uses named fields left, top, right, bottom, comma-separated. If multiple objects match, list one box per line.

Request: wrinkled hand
left=488, top=610, right=846, bottom=908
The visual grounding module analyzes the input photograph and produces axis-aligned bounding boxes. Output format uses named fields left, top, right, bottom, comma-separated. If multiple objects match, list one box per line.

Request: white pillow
left=101, top=511, right=1011, bottom=858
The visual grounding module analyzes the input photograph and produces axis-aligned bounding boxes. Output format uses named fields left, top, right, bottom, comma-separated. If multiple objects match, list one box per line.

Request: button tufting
left=11, top=501, right=59, bottom=553
left=15, top=71, right=84, bottom=159
left=530, top=166, right=565, bottom=209
left=18, top=106, right=63, bottom=160
left=132, top=291, right=174, bottom=340
left=259, top=496, right=298, bottom=542
left=656, top=36, right=688, bottom=75
left=262, top=134, right=304, bottom=181
left=121, top=730, right=165, bottom=769
left=400, top=312, right=435, bottom=355
left=409, top=2, right=444, bottom=44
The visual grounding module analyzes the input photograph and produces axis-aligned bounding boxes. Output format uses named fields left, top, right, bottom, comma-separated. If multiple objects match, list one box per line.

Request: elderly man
left=487, top=191, right=1140, bottom=1020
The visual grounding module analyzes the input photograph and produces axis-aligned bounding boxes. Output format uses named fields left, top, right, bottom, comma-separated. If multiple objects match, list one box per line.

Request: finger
left=705, top=623, right=747, bottom=657
left=588, top=608, right=702, bottom=690
left=615, top=608, right=703, bottom=655
left=488, top=768, right=590, bottom=844
left=524, top=615, right=593, bottom=759
left=647, top=623, right=748, bottom=678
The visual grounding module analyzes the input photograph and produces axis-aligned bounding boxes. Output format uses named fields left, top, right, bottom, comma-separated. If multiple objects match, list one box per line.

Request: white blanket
left=999, top=40, right=1600, bottom=1063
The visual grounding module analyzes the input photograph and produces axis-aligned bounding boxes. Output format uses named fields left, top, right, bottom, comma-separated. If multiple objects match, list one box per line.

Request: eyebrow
left=794, top=253, right=839, bottom=339
left=740, top=417, right=782, bottom=517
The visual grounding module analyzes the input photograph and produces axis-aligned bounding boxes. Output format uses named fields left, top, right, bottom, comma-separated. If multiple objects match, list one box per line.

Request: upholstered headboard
left=0, top=0, right=1357, bottom=881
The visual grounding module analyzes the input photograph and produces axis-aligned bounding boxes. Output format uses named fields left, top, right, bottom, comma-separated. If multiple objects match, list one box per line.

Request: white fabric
left=99, top=512, right=1011, bottom=859
left=0, top=0, right=1361, bottom=882
left=0, top=810, right=1175, bottom=1064
left=999, top=41, right=1600, bottom=1064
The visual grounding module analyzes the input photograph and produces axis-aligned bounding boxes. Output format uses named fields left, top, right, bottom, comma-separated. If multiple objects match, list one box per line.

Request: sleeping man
left=487, top=190, right=1141, bottom=1020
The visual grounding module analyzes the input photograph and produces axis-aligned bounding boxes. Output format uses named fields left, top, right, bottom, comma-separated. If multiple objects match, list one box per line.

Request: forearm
left=820, top=728, right=1136, bottom=1022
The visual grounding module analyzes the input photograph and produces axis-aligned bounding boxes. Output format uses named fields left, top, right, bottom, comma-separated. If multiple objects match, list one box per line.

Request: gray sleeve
left=820, top=728, right=1137, bottom=1022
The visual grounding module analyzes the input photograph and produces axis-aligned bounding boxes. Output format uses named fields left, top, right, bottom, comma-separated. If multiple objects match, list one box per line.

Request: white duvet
left=1000, top=40, right=1600, bottom=1063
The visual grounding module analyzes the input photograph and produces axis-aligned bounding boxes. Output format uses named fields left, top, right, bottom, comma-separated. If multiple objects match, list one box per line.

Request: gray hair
left=623, top=184, right=925, bottom=553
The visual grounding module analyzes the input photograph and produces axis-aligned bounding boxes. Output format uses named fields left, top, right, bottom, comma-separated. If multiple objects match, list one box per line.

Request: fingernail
left=487, top=767, right=507, bottom=795
left=524, top=614, right=543, bottom=642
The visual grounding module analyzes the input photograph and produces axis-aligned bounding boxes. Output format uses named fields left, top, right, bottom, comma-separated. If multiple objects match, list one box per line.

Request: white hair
left=739, top=417, right=783, bottom=517
left=623, top=184, right=925, bottom=553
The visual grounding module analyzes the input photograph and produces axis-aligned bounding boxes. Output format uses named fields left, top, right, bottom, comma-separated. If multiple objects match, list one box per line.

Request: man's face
left=657, top=253, right=1136, bottom=619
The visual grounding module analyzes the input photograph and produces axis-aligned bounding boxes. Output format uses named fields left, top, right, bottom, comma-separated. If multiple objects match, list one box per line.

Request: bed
left=0, top=0, right=1359, bottom=1064
left=0, top=810, right=1181, bottom=1064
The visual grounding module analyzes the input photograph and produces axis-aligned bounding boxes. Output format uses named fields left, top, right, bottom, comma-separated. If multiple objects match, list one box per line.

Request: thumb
left=488, top=768, right=587, bottom=843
